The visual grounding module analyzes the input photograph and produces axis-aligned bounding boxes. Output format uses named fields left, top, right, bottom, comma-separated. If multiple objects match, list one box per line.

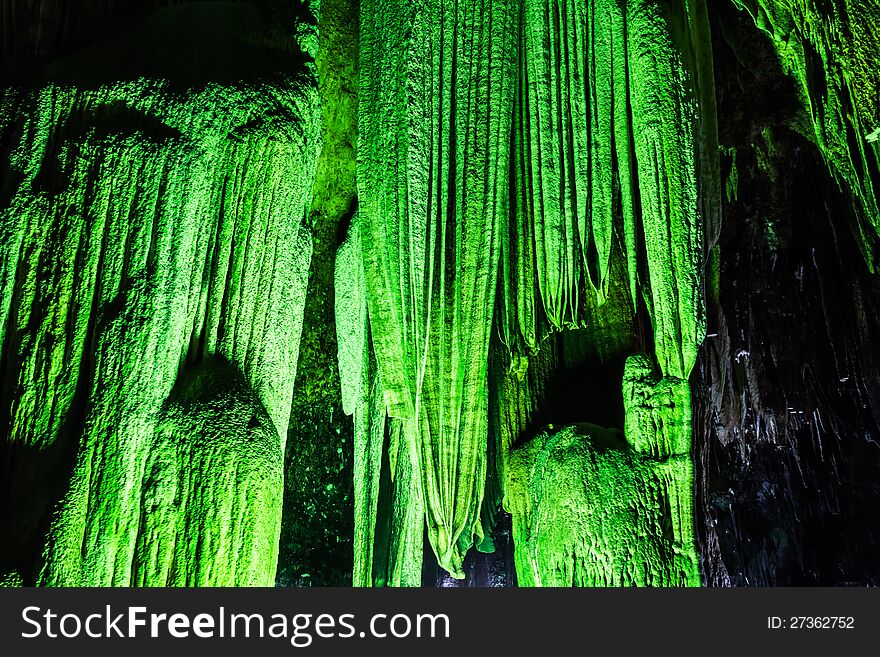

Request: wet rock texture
left=695, top=3, right=880, bottom=586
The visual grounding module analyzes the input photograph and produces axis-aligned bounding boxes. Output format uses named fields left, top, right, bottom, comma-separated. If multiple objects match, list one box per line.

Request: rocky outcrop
left=0, top=1, right=319, bottom=585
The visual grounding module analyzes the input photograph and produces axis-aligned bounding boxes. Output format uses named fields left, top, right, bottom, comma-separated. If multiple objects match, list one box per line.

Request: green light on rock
left=354, top=0, right=716, bottom=581
left=2, top=63, right=320, bottom=584
left=358, top=0, right=518, bottom=578
left=504, top=354, right=699, bottom=586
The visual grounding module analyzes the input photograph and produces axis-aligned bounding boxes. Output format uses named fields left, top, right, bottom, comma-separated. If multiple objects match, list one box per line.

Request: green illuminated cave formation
left=357, top=0, right=518, bottom=578
left=0, top=3, right=320, bottom=585
left=351, top=0, right=718, bottom=581
left=505, top=0, right=719, bottom=362
left=502, top=355, right=698, bottom=586
left=135, top=358, right=283, bottom=586
left=731, top=0, right=880, bottom=266
left=1, top=0, right=879, bottom=587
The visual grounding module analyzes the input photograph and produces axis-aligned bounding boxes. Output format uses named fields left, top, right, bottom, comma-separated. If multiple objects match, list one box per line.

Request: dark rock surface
left=695, top=3, right=880, bottom=586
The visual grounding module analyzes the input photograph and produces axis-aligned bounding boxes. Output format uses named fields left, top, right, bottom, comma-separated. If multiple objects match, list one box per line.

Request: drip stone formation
left=0, top=0, right=878, bottom=586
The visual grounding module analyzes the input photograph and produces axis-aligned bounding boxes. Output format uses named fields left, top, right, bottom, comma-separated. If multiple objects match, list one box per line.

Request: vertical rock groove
left=358, top=0, right=717, bottom=581
left=2, top=0, right=878, bottom=588
left=0, top=3, right=320, bottom=585
left=358, top=0, right=518, bottom=577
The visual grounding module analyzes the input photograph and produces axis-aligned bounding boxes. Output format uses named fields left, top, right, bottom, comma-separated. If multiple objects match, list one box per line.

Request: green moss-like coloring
left=355, top=0, right=716, bottom=579
left=501, top=0, right=717, bottom=379
left=733, top=0, right=880, bottom=267
left=0, top=0, right=811, bottom=587
left=134, top=359, right=282, bottom=586
left=336, top=215, right=424, bottom=586
left=505, top=424, right=698, bottom=586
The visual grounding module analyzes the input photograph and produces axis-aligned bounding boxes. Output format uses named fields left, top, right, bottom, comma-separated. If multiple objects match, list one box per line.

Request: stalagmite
left=134, top=359, right=283, bottom=586
left=497, top=0, right=716, bottom=585
left=505, top=354, right=699, bottom=586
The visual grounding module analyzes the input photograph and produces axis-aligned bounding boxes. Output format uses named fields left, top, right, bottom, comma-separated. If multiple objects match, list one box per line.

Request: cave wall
left=277, top=0, right=359, bottom=588
left=1, top=0, right=879, bottom=587
left=695, top=2, right=880, bottom=585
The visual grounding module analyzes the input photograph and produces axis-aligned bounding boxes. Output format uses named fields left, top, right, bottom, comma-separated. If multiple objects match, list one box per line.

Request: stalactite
left=335, top=215, right=423, bottom=586
left=502, top=0, right=718, bottom=378
left=335, top=214, right=374, bottom=586
left=513, top=0, right=635, bottom=331
left=732, top=0, right=880, bottom=268
left=0, top=21, right=320, bottom=583
left=355, top=0, right=716, bottom=581
left=492, top=0, right=714, bottom=586
left=8, top=0, right=877, bottom=590
left=358, top=0, right=518, bottom=577
left=626, top=0, right=710, bottom=379
left=481, top=337, right=557, bottom=550
left=372, top=418, right=425, bottom=587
